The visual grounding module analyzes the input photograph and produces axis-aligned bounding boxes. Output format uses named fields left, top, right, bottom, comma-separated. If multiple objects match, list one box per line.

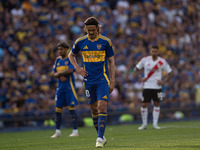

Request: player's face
left=58, top=46, right=67, bottom=57
left=86, top=25, right=98, bottom=40
left=151, top=48, right=159, bottom=57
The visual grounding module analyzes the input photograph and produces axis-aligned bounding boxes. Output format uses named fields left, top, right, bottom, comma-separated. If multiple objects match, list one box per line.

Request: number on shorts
left=85, top=90, right=90, bottom=98
left=157, top=92, right=163, bottom=101
left=55, top=95, right=57, bottom=101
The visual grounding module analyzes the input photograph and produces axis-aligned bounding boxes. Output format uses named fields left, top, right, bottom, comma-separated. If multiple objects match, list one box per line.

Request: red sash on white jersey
left=146, top=60, right=163, bottom=80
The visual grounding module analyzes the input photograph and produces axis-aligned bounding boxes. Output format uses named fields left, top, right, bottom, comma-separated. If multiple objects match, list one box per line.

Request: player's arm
left=68, top=51, right=88, bottom=77
left=57, top=69, right=74, bottom=77
left=52, top=71, right=67, bottom=82
left=52, top=59, right=59, bottom=78
left=133, top=67, right=140, bottom=72
left=107, top=56, right=115, bottom=94
left=52, top=71, right=59, bottom=78
left=133, top=67, right=147, bottom=82
left=157, top=71, right=173, bottom=86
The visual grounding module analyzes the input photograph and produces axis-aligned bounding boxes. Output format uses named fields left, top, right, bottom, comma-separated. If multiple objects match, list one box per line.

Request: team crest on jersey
left=97, top=44, right=102, bottom=50
left=57, top=63, right=60, bottom=66
left=65, top=61, right=68, bottom=65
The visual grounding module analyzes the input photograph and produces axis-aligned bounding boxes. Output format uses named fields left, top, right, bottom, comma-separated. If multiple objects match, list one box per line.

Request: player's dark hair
left=151, top=45, right=159, bottom=50
left=84, top=16, right=99, bottom=26
left=57, top=42, right=69, bottom=49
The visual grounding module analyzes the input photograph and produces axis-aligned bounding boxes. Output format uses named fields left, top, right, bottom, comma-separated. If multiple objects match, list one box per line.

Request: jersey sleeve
left=136, top=57, right=145, bottom=70
left=105, top=40, right=114, bottom=57
left=71, top=41, right=80, bottom=54
left=163, top=60, right=172, bottom=73
left=52, top=58, right=59, bottom=72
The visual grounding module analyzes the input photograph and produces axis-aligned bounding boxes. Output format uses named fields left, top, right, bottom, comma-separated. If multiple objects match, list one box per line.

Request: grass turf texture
left=0, top=120, right=200, bottom=150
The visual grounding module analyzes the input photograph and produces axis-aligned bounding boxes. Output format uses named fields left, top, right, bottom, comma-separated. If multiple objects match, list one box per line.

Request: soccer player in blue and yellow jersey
left=51, top=42, right=79, bottom=138
left=69, top=17, right=115, bottom=148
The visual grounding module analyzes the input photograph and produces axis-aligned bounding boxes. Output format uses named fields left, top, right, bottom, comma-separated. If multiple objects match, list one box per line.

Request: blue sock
left=98, top=112, right=107, bottom=139
left=69, top=109, right=78, bottom=130
left=92, top=114, right=98, bottom=132
left=56, top=112, right=62, bottom=129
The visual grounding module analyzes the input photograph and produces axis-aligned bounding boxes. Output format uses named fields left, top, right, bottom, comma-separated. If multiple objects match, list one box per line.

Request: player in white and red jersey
left=134, top=45, right=172, bottom=130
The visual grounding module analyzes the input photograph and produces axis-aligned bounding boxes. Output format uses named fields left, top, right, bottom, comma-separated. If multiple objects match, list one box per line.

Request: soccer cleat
left=69, top=132, right=79, bottom=137
left=138, top=124, right=147, bottom=130
left=50, top=133, right=61, bottom=138
left=96, top=137, right=104, bottom=148
left=153, top=125, right=161, bottom=129
left=103, top=136, right=107, bottom=145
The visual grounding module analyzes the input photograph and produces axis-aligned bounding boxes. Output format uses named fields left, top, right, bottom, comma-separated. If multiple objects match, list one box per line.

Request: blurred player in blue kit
left=69, top=16, right=115, bottom=148
left=51, top=42, right=79, bottom=138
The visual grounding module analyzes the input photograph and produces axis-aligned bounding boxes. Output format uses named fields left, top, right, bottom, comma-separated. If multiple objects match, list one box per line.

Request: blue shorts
left=55, top=91, right=78, bottom=108
left=84, top=82, right=109, bottom=104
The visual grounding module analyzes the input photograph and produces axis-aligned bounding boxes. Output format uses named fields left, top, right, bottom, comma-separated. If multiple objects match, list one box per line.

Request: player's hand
left=76, top=67, right=88, bottom=77
left=54, top=72, right=60, bottom=78
left=157, top=80, right=163, bottom=86
left=142, top=77, right=148, bottom=82
left=59, top=76, right=67, bottom=82
left=109, top=81, right=115, bottom=94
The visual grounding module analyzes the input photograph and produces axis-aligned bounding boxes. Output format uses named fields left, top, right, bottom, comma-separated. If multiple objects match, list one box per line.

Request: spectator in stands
left=0, top=0, right=199, bottom=128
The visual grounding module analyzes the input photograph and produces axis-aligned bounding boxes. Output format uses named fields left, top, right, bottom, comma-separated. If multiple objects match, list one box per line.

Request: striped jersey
left=136, top=56, right=172, bottom=89
left=71, top=34, right=114, bottom=84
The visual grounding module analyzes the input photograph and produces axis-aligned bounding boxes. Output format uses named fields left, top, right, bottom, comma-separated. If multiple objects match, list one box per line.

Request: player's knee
left=154, top=102, right=160, bottom=107
left=142, top=103, right=148, bottom=108
left=97, top=105, right=107, bottom=113
left=91, top=108, right=98, bottom=115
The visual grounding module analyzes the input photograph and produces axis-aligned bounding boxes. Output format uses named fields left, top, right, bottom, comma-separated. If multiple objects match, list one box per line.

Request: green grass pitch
left=0, top=120, right=200, bottom=150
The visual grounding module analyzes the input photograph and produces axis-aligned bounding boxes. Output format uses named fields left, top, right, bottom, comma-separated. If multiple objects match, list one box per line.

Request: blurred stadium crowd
left=0, top=0, right=200, bottom=121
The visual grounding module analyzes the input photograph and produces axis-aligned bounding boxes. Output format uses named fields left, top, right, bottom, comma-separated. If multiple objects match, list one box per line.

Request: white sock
left=73, top=129, right=78, bottom=133
left=153, top=106, right=160, bottom=126
left=56, top=129, right=61, bottom=135
left=141, top=107, right=148, bottom=126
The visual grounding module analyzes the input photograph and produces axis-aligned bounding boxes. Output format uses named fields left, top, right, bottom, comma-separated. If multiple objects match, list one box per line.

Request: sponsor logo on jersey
left=82, top=51, right=105, bottom=62
left=56, top=66, right=69, bottom=72
left=83, top=45, right=88, bottom=49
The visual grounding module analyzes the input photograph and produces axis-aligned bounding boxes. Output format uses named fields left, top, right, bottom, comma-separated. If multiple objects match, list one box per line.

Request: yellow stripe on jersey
left=70, top=76, right=78, bottom=100
left=82, top=51, right=105, bottom=62
left=56, top=66, right=68, bottom=72
left=103, top=63, right=110, bottom=86
left=100, top=35, right=112, bottom=47
left=75, top=35, right=87, bottom=45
